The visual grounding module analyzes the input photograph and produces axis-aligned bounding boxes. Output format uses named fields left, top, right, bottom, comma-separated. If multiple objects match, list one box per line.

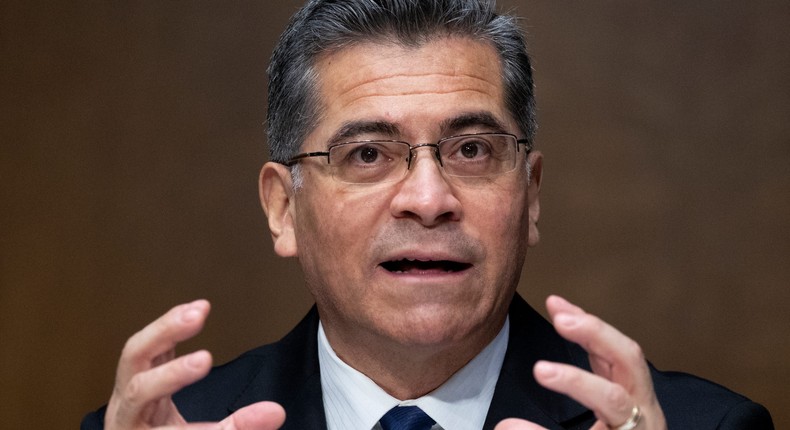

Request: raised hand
left=103, top=300, right=285, bottom=430
left=496, top=295, right=666, bottom=430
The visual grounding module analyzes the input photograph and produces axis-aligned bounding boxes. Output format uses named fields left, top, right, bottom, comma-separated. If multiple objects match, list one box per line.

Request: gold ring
left=611, top=405, right=641, bottom=430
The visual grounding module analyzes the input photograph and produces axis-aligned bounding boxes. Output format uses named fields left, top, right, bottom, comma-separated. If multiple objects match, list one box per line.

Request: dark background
left=1, top=1, right=788, bottom=428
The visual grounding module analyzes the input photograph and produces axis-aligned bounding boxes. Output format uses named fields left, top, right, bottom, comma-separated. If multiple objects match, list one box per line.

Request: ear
left=526, top=151, right=543, bottom=247
left=259, top=162, right=298, bottom=257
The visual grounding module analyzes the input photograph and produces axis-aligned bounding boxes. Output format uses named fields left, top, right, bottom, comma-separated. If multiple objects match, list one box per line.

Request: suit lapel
left=227, top=306, right=328, bottom=430
left=483, top=295, right=595, bottom=429
left=219, top=295, right=593, bottom=430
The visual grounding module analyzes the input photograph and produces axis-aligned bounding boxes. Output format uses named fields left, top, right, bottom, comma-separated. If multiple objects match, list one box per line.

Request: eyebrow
left=327, top=111, right=509, bottom=145
left=440, top=112, right=509, bottom=135
left=329, top=121, right=400, bottom=144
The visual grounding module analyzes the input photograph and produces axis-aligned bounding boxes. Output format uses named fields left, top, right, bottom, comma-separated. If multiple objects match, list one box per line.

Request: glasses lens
left=329, top=141, right=410, bottom=184
left=439, top=134, right=516, bottom=177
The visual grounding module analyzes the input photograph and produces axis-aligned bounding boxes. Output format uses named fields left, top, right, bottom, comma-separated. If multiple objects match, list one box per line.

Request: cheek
left=471, top=189, right=530, bottom=264
left=295, top=189, right=396, bottom=314
left=294, top=186, right=390, bottom=270
left=474, top=185, right=527, bottom=232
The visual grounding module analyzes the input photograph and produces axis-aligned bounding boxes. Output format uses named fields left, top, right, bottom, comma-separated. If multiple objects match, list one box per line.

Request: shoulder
left=174, top=306, right=322, bottom=421
left=172, top=344, right=282, bottom=417
left=651, top=367, right=774, bottom=429
left=81, top=306, right=322, bottom=428
left=80, top=341, right=303, bottom=429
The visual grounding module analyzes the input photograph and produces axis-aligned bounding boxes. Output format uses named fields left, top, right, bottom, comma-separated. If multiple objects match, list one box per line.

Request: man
left=82, top=1, right=773, bottom=429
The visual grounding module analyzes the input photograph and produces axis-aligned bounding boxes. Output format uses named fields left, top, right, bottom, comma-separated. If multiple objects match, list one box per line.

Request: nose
left=389, top=146, right=462, bottom=226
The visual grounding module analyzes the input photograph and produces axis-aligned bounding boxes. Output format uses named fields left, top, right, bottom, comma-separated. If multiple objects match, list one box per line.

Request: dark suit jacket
left=82, top=295, right=773, bottom=429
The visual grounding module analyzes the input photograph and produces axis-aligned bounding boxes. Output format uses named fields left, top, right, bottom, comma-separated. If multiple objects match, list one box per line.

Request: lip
left=376, top=249, right=475, bottom=278
left=374, top=265, right=474, bottom=286
left=381, top=248, right=476, bottom=264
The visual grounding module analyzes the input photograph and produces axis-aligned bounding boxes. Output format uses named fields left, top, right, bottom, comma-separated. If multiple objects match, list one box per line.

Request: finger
left=111, top=350, right=213, bottom=427
left=547, top=296, right=640, bottom=366
left=218, top=402, right=286, bottom=430
left=546, top=295, right=652, bottom=396
left=534, top=360, right=636, bottom=427
left=116, top=300, right=211, bottom=386
left=494, top=418, right=547, bottom=430
left=147, top=402, right=286, bottom=430
left=545, top=294, right=585, bottom=316
left=546, top=295, right=619, bottom=379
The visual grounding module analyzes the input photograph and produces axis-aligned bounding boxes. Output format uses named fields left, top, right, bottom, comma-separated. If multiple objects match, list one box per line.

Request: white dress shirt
left=318, top=318, right=509, bottom=430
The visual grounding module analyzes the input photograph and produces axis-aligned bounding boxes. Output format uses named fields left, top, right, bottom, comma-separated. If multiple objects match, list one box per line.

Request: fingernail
left=534, top=361, right=557, bottom=378
left=186, top=351, right=207, bottom=369
left=555, top=313, right=578, bottom=327
left=548, top=295, right=568, bottom=306
left=182, top=308, right=202, bottom=323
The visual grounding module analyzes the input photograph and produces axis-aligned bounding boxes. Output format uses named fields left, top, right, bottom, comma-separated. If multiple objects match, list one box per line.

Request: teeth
left=380, top=259, right=471, bottom=273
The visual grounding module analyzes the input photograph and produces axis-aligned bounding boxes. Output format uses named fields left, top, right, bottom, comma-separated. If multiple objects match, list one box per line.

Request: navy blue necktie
left=379, top=406, right=435, bottom=430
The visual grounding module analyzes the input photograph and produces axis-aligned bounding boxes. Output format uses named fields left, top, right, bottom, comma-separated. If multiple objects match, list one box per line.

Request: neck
left=321, top=313, right=507, bottom=400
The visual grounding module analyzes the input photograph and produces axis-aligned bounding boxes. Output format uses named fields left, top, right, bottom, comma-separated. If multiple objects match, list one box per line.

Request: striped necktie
left=379, top=406, right=435, bottom=430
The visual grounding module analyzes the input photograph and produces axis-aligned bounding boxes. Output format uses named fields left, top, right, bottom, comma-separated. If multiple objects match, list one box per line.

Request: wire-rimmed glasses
left=284, top=132, right=531, bottom=184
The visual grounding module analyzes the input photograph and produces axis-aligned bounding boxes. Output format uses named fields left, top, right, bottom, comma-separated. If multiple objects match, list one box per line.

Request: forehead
left=310, top=37, right=512, bottom=141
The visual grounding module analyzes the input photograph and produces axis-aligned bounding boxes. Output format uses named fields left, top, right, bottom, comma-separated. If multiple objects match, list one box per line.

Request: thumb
left=495, top=418, right=548, bottom=430
left=219, top=401, right=286, bottom=430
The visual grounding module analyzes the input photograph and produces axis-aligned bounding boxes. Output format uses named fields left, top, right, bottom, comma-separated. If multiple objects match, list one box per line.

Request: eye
left=460, top=141, right=481, bottom=159
left=446, top=137, right=491, bottom=161
left=332, top=142, right=401, bottom=167
left=357, top=146, right=379, bottom=163
left=330, top=141, right=408, bottom=184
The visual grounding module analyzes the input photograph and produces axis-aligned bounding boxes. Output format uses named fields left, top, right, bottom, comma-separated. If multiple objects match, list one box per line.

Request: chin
left=379, top=305, right=483, bottom=347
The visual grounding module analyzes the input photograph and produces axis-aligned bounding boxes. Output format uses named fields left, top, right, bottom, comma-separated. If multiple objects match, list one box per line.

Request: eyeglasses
left=284, top=132, right=531, bottom=184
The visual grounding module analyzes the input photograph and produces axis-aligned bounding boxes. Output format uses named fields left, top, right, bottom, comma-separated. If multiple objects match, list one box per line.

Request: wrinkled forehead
left=308, top=37, right=512, bottom=141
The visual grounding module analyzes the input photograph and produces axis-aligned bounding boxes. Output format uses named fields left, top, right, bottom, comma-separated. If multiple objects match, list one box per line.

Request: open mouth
left=380, top=259, right=472, bottom=274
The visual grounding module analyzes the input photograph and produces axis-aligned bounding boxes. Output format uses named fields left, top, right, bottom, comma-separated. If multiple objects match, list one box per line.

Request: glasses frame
left=283, top=132, right=532, bottom=182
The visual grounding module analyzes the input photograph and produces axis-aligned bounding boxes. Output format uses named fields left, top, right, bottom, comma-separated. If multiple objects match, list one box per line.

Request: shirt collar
left=318, top=318, right=510, bottom=430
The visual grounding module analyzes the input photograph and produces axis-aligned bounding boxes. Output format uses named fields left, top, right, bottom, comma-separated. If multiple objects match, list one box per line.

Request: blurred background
left=1, top=0, right=788, bottom=427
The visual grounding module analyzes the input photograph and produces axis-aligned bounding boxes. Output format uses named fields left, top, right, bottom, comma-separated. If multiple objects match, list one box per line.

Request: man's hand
left=496, top=295, right=667, bottom=430
left=103, top=300, right=286, bottom=430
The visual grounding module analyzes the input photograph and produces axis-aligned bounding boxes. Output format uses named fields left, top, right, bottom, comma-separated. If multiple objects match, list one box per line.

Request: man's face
left=262, top=37, right=542, bottom=353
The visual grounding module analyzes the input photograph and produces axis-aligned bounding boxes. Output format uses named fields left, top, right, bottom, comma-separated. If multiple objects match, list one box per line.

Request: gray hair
left=267, top=0, right=536, bottom=169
